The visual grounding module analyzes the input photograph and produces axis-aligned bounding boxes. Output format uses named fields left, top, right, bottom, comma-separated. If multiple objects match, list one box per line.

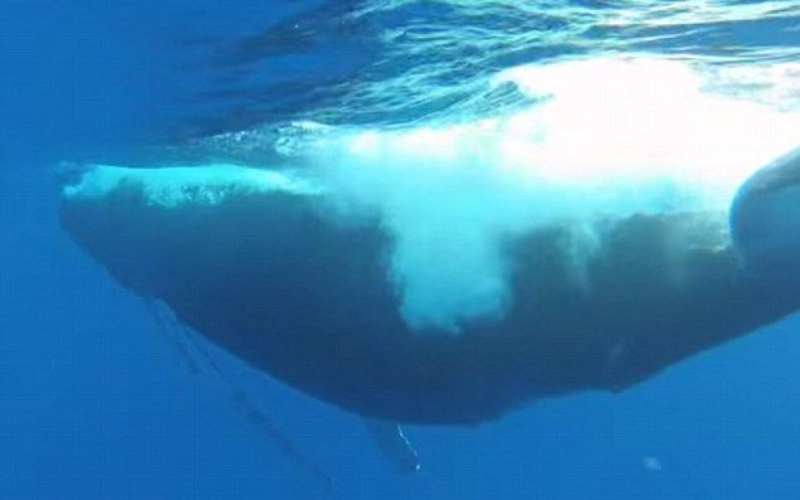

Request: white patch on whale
left=63, top=164, right=323, bottom=207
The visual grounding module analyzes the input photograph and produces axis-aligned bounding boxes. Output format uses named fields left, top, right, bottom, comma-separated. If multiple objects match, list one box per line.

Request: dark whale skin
left=60, top=167, right=800, bottom=425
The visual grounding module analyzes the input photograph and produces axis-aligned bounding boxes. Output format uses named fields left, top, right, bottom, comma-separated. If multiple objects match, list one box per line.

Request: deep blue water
left=2, top=1, right=800, bottom=498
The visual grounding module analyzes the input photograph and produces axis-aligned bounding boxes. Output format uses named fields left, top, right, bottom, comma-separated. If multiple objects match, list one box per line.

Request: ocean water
left=2, top=1, right=800, bottom=498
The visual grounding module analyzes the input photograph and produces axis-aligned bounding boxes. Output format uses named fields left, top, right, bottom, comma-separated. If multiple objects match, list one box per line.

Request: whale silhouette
left=59, top=147, right=800, bottom=426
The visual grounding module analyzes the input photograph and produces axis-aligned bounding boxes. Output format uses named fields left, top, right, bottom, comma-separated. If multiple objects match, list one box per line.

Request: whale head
left=731, top=147, right=800, bottom=276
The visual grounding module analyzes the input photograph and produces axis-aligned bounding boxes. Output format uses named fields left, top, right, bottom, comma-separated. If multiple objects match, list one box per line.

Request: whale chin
left=731, top=147, right=800, bottom=275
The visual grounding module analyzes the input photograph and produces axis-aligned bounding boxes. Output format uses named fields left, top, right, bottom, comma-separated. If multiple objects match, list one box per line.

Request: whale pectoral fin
left=363, top=418, right=421, bottom=474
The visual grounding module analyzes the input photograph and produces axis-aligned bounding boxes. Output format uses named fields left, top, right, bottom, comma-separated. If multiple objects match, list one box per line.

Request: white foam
left=308, top=56, right=800, bottom=332
left=63, top=164, right=323, bottom=207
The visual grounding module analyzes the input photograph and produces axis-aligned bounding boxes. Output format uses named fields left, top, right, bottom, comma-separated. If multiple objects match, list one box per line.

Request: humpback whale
left=59, top=147, right=800, bottom=426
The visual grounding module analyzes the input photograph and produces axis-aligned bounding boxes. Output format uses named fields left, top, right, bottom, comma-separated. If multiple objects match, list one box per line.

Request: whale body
left=60, top=149, right=800, bottom=425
